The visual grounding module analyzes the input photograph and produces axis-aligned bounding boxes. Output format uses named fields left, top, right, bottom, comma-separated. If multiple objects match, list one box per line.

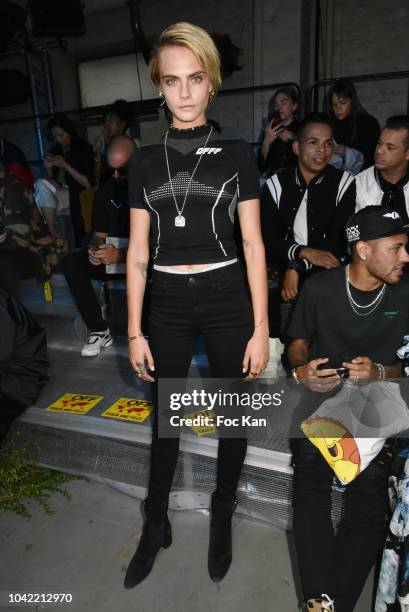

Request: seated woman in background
left=327, top=79, right=380, bottom=174
left=258, top=86, right=299, bottom=177
left=34, top=114, right=94, bottom=247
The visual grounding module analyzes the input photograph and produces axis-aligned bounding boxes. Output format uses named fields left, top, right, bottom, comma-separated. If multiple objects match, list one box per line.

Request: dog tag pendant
left=175, top=215, right=186, bottom=227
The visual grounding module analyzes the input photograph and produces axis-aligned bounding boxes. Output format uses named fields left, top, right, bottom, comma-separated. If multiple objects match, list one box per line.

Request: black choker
left=169, top=122, right=208, bottom=132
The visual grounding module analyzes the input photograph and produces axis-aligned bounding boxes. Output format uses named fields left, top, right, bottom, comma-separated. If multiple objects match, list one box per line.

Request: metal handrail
left=0, top=81, right=302, bottom=126
left=306, top=70, right=409, bottom=114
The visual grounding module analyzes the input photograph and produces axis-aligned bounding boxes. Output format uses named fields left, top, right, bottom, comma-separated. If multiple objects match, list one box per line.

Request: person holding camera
left=286, top=205, right=409, bottom=612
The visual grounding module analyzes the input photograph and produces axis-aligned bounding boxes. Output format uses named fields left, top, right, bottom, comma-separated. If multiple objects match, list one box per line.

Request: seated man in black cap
left=286, top=205, right=409, bottom=612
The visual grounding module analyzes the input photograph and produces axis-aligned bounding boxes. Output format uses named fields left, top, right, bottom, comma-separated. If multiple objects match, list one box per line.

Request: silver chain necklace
left=164, top=126, right=213, bottom=228
left=345, top=265, right=386, bottom=317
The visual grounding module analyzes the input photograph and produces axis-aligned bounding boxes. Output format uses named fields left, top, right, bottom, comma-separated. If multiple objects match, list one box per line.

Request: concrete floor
left=1, top=479, right=375, bottom=612
left=3, top=279, right=375, bottom=611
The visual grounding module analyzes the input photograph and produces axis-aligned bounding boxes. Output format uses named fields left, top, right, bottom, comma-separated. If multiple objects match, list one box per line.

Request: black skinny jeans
left=62, top=250, right=108, bottom=332
left=291, top=438, right=391, bottom=612
left=146, top=262, right=253, bottom=510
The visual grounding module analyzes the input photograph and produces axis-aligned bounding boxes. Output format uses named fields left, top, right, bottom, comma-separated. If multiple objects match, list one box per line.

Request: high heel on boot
left=208, top=492, right=238, bottom=582
left=124, top=501, right=172, bottom=589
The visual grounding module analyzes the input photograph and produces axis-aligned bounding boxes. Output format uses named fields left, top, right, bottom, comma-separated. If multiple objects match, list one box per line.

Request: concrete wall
left=1, top=0, right=304, bottom=160
left=318, top=0, right=409, bottom=125
left=1, top=0, right=408, bottom=168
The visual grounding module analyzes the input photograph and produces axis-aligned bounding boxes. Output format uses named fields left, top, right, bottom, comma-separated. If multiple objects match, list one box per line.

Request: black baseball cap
left=345, top=205, right=409, bottom=243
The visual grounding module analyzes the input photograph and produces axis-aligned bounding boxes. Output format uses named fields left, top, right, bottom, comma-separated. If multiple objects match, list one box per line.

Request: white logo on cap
left=346, top=225, right=360, bottom=241
left=383, top=211, right=400, bottom=220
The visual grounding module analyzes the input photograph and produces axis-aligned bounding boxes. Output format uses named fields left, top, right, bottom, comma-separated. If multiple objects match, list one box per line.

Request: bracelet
left=374, top=362, right=385, bottom=381
left=291, top=365, right=305, bottom=384
left=128, top=333, right=144, bottom=342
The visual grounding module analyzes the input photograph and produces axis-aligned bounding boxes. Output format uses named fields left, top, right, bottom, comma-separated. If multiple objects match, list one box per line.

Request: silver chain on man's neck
left=164, top=126, right=213, bottom=228
left=345, top=265, right=386, bottom=316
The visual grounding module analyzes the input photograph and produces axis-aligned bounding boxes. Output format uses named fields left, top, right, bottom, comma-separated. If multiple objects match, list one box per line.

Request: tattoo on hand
left=134, top=261, right=148, bottom=279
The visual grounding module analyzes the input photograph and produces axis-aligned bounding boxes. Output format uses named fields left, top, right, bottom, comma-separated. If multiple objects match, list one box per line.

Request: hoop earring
left=208, top=90, right=216, bottom=105
left=158, top=91, right=166, bottom=107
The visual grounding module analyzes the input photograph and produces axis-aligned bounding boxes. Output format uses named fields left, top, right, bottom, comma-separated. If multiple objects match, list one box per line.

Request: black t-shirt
left=288, top=266, right=409, bottom=367
left=331, top=113, right=380, bottom=170
left=50, top=139, right=95, bottom=210
left=378, top=168, right=409, bottom=223
left=128, top=125, right=260, bottom=265
left=257, top=118, right=299, bottom=175
left=92, top=176, right=129, bottom=237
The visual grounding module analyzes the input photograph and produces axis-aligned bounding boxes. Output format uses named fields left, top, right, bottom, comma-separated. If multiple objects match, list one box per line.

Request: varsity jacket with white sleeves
left=355, top=165, right=409, bottom=220
left=260, top=164, right=356, bottom=273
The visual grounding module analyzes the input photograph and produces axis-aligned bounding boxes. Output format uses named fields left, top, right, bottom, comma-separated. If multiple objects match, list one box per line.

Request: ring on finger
left=250, top=371, right=258, bottom=377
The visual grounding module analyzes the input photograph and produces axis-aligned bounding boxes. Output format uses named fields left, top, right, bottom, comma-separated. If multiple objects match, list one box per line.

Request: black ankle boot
left=208, top=492, right=237, bottom=582
left=124, top=500, right=172, bottom=589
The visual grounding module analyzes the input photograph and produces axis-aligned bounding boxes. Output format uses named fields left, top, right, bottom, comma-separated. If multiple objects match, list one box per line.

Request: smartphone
left=335, top=367, right=349, bottom=378
left=89, top=235, right=106, bottom=251
left=317, top=363, right=349, bottom=378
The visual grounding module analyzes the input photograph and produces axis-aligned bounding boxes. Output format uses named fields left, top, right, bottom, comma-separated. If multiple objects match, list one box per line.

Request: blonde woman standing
left=125, top=22, right=269, bottom=588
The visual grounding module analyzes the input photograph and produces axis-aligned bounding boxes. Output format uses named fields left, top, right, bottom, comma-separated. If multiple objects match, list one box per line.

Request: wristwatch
left=287, top=259, right=302, bottom=272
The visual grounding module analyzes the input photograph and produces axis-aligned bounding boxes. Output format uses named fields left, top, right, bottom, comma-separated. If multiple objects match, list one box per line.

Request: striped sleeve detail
left=336, top=171, right=354, bottom=206
left=265, top=174, right=282, bottom=209
left=288, top=243, right=302, bottom=260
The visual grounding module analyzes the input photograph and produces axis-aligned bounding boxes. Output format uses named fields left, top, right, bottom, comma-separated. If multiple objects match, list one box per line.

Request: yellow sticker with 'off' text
left=46, top=393, right=103, bottom=414
left=184, top=409, right=218, bottom=437
left=101, top=397, right=153, bottom=423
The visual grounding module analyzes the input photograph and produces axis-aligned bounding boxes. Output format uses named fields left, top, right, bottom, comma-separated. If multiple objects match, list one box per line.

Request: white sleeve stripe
left=266, top=175, right=282, bottom=209
left=288, top=243, right=299, bottom=260
left=143, top=188, right=160, bottom=260
left=336, top=172, right=354, bottom=205
left=211, top=173, right=237, bottom=257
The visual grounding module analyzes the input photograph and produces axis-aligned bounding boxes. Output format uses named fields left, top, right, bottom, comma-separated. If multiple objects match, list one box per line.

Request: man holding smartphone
left=62, top=136, right=135, bottom=357
left=286, top=205, right=409, bottom=611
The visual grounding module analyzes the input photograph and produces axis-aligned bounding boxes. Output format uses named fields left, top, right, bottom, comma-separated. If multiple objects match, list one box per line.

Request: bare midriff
left=167, top=263, right=211, bottom=271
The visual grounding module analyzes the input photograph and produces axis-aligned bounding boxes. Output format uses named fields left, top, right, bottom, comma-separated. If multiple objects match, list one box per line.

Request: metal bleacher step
left=12, top=274, right=345, bottom=529
left=9, top=344, right=297, bottom=528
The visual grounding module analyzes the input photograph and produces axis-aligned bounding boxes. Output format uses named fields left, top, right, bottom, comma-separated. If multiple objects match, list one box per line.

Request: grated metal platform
left=8, top=274, right=345, bottom=530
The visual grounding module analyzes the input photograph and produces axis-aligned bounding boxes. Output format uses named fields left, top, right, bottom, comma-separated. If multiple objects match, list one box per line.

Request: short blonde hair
left=149, top=22, right=222, bottom=93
